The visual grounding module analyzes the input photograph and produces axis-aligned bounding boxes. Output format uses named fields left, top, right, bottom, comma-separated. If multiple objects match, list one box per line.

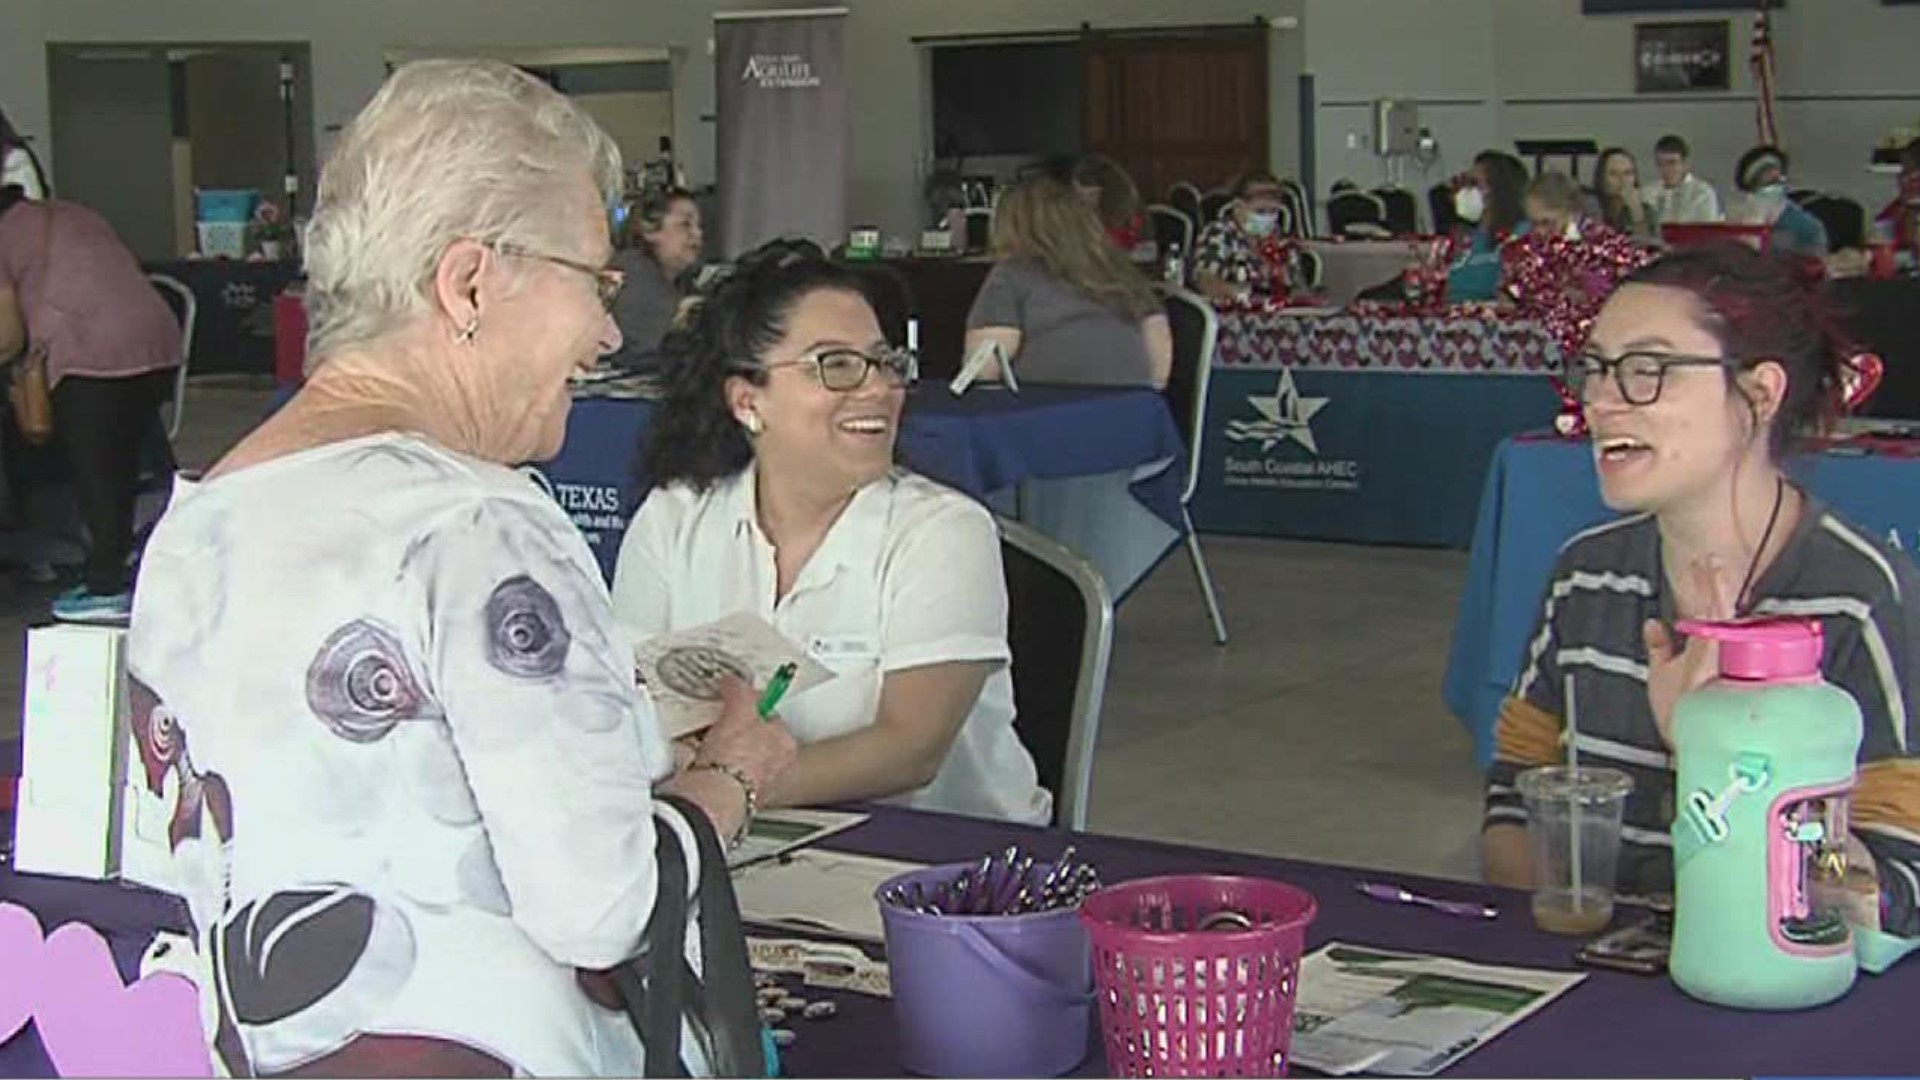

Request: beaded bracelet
left=688, top=760, right=757, bottom=846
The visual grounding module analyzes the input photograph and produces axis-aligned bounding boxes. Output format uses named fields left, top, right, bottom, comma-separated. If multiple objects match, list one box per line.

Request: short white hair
left=303, top=59, right=622, bottom=366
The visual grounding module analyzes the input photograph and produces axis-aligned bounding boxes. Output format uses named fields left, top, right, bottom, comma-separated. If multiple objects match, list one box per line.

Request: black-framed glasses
left=759, top=346, right=920, bottom=392
left=1566, top=350, right=1733, bottom=407
left=492, top=241, right=626, bottom=310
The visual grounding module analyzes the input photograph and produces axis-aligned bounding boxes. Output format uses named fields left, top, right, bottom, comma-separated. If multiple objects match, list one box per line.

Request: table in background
left=1192, top=309, right=1561, bottom=548
left=1837, top=276, right=1920, bottom=420
left=1301, top=238, right=1425, bottom=307
left=546, top=385, right=1185, bottom=597
left=2, top=802, right=1914, bottom=1078
left=142, top=259, right=301, bottom=376
left=1444, top=434, right=1920, bottom=766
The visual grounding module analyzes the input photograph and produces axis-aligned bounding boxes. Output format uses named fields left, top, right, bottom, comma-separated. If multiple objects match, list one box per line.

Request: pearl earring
left=741, top=412, right=763, bottom=436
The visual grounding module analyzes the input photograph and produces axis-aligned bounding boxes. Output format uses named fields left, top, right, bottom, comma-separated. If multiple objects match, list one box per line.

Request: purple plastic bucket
left=876, top=862, right=1093, bottom=1078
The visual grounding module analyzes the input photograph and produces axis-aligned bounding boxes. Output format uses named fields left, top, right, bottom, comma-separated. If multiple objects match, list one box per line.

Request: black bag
left=608, top=794, right=765, bottom=1078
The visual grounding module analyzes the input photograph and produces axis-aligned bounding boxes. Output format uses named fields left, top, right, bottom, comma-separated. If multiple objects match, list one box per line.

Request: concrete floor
left=0, top=380, right=1487, bottom=881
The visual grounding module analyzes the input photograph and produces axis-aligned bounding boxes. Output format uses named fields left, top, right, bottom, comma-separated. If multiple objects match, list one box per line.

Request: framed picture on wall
left=1634, top=21, right=1731, bottom=92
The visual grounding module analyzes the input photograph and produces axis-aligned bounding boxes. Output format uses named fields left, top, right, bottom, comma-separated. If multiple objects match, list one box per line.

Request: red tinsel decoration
left=1500, top=224, right=1654, bottom=440
left=1213, top=235, right=1300, bottom=314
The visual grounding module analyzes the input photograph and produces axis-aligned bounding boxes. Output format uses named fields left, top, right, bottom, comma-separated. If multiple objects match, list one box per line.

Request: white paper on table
left=732, top=849, right=925, bottom=944
left=633, top=613, right=834, bottom=738
left=1289, top=942, right=1585, bottom=1077
left=727, top=808, right=870, bottom=869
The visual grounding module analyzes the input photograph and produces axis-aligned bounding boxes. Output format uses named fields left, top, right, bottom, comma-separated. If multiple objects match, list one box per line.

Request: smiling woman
left=1481, top=243, right=1920, bottom=940
left=614, top=241, right=1051, bottom=824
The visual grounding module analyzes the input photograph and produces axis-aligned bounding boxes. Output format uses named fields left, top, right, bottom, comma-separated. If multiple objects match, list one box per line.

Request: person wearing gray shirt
left=964, top=177, right=1170, bottom=389
left=610, top=187, right=702, bottom=371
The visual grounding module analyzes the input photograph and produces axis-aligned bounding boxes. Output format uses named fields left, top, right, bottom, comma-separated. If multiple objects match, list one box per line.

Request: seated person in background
left=1446, top=150, right=1530, bottom=302
left=1592, top=147, right=1659, bottom=242
left=613, top=245, right=1051, bottom=825
left=1643, top=134, right=1721, bottom=225
left=1483, top=242, right=1920, bottom=938
left=0, top=189, right=181, bottom=622
left=126, top=59, right=795, bottom=1076
left=1072, top=153, right=1147, bottom=253
left=1872, top=138, right=1920, bottom=265
left=609, top=185, right=702, bottom=370
left=1192, top=170, right=1291, bottom=304
left=0, top=106, right=48, bottom=200
left=963, top=177, right=1171, bottom=389
left=1525, top=170, right=1598, bottom=240
left=1729, top=146, right=1829, bottom=258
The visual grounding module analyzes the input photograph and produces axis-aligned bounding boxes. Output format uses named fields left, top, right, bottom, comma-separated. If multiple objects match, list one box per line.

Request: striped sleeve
left=1830, top=581, right=1920, bottom=937
left=1484, top=697, right=1566, bottom=831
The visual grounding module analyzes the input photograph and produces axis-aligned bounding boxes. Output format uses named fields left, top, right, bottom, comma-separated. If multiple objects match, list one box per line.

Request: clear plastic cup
left=1517, top=765, right=1634, bottom=935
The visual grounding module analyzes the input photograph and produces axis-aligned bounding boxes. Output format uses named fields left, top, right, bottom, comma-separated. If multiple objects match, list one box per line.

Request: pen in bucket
left=757, top=662, right=797, bottom=720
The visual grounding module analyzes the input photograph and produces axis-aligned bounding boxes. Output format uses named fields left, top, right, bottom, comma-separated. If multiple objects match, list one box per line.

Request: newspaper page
left=1291, top=942, right=1585, bottom=1076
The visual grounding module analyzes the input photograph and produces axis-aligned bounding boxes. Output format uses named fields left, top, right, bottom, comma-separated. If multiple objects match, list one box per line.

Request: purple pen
left=1358, top=882, right=1499, bottom=920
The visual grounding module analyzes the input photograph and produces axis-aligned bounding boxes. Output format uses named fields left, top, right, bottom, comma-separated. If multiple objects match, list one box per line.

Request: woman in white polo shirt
left=611, top=243, right=1050, bottom=825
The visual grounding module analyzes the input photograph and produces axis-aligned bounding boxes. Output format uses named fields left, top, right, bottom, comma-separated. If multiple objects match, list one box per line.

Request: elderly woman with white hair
left=123, top=60, right=794, bottom=1077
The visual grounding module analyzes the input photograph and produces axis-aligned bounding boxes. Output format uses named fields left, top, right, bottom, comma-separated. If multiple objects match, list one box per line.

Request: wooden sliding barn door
left=1081, top=28, right=1268, bottom=201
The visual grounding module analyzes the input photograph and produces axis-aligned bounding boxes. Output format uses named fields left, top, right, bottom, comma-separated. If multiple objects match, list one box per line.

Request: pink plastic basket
left=1080, top=875, right=1318, bottom=1077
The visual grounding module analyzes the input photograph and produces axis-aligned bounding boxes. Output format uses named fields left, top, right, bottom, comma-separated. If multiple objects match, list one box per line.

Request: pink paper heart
left=34, top=921, right=213, bottom=1077
left=0, top=904, right=44, bottom=1046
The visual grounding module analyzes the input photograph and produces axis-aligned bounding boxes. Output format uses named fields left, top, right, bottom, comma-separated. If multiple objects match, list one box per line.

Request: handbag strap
left=614, top=796, right=764, bottom=1079
left=658, top=793, right=763, bottom=1078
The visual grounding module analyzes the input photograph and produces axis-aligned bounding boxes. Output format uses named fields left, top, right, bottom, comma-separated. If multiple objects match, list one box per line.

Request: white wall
left=1, top=0, right=1304, bottom=239
left=1305, top=0, right=1920, bottom=215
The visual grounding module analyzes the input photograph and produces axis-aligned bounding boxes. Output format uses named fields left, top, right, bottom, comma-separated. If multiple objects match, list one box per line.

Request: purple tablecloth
left=4, top=805, right=1917, bottom=1076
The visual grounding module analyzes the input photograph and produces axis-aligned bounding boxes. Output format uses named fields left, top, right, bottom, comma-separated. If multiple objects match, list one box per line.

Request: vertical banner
left=714, top=7, right=850, bottom=257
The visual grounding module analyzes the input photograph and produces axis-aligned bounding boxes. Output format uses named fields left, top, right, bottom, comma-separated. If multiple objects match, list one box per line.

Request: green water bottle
left=1669, top=617, right=1862, bottom=1010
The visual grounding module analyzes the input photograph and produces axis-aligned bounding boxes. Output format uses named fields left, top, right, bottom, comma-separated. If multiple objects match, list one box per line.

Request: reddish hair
left=1621, top=242, right=1855, bottom=458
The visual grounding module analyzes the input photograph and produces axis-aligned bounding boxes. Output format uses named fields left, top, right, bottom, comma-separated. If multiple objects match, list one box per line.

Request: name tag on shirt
left=809, top=634, right=878, bottom=664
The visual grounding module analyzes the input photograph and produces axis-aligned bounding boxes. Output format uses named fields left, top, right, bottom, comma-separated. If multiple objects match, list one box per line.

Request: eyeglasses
left=759, top=346, right=920, bottom=392
left=492, top=242, right=626, bottom=310
left=1567, top=350, right=1733, bottom=407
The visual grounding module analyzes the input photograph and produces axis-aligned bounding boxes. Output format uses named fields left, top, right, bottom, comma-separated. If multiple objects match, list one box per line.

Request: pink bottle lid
left=1675, top=617, right=1823, bottom=681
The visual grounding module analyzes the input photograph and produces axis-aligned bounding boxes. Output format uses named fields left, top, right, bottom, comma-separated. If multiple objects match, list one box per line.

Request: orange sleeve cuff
left=1853, top=759, right=1920, bottom=840
left=1494, top=696, right=1564, bottom=767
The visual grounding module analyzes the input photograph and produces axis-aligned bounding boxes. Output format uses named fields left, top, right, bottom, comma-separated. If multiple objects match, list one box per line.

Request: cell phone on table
left=1573, top=910, right=1672, bottom=976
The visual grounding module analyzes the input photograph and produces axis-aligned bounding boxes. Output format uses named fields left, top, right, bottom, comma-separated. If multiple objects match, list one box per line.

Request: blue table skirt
left=542, top=385, right=1187, bottom=585
left=1191, top=368, right=1558, bottom=548
left=1444, top=436, right=1920, bottom=767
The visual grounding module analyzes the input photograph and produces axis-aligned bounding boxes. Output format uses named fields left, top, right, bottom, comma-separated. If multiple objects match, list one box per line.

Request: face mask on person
left=1244, top=210, right=1279, bottom=237
left=1454, top=186, right=1486, bottom=223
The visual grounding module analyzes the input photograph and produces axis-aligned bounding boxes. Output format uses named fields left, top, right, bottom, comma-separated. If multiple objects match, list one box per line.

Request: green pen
left=757, top=662, right=798, bottom=720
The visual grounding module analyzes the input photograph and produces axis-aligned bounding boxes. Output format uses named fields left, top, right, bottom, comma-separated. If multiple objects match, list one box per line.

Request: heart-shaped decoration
left=32, top=921, right=213, bottom=1077
left=0, top=904, right=43, bottom=1046
left=1842, top=352, right=1885, bottom=413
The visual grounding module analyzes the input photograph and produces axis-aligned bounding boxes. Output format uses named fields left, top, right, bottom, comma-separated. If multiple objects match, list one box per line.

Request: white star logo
left=1228, top=368, right=1329, bottom=454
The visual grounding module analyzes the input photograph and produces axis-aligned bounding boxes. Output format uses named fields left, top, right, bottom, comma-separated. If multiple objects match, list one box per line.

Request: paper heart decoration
left=1842, top=352, right=1885, bottom=413
left=0, top=903, right=213, bottom=1077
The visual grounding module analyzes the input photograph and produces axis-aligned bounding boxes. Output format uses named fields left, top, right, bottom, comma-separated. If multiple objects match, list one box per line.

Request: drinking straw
left=1565, top=673, right=1584, bottom=912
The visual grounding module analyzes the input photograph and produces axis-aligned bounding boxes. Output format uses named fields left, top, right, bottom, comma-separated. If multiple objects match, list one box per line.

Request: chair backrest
left=1156, top=284, right=1218, bottom=506
left=1278, top=179, right=1313, bottom=237
left=999, top=515, right=1112, bottom=832
left=1803, top=194, right=1867, bottom=251
left=1428, top=183, right=1460, bottom=236
left=1373, top=187, right=1420, bottom=236
left=1327, top=191, right=1389, bottom=238
left=1168, top=182, right=1204, bottom=227
left=1200, top=189, right=1235, bottom=223
left=146, top=273, right=195, bottom=440
left=964, top=208, right=994, bottom=252
left=1146, top=203, right=1194, bottom=259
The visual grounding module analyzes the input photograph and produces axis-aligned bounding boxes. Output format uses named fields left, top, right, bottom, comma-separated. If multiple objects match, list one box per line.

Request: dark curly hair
left=1622, top=242, right=1857, bottom=459
left=644, top=239, right=878, bottom=492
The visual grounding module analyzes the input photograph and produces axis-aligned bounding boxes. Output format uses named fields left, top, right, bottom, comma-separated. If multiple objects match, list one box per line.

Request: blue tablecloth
left=543, top=385, right=1186, bottom=591
left=1190, top=310, right=1562, bottom=548
left=1444, top=435, right=1920, bottom=767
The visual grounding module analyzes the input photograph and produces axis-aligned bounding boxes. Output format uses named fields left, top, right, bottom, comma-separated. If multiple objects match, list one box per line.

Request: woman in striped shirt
left=1483, top=243, right=1920, bottom=938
